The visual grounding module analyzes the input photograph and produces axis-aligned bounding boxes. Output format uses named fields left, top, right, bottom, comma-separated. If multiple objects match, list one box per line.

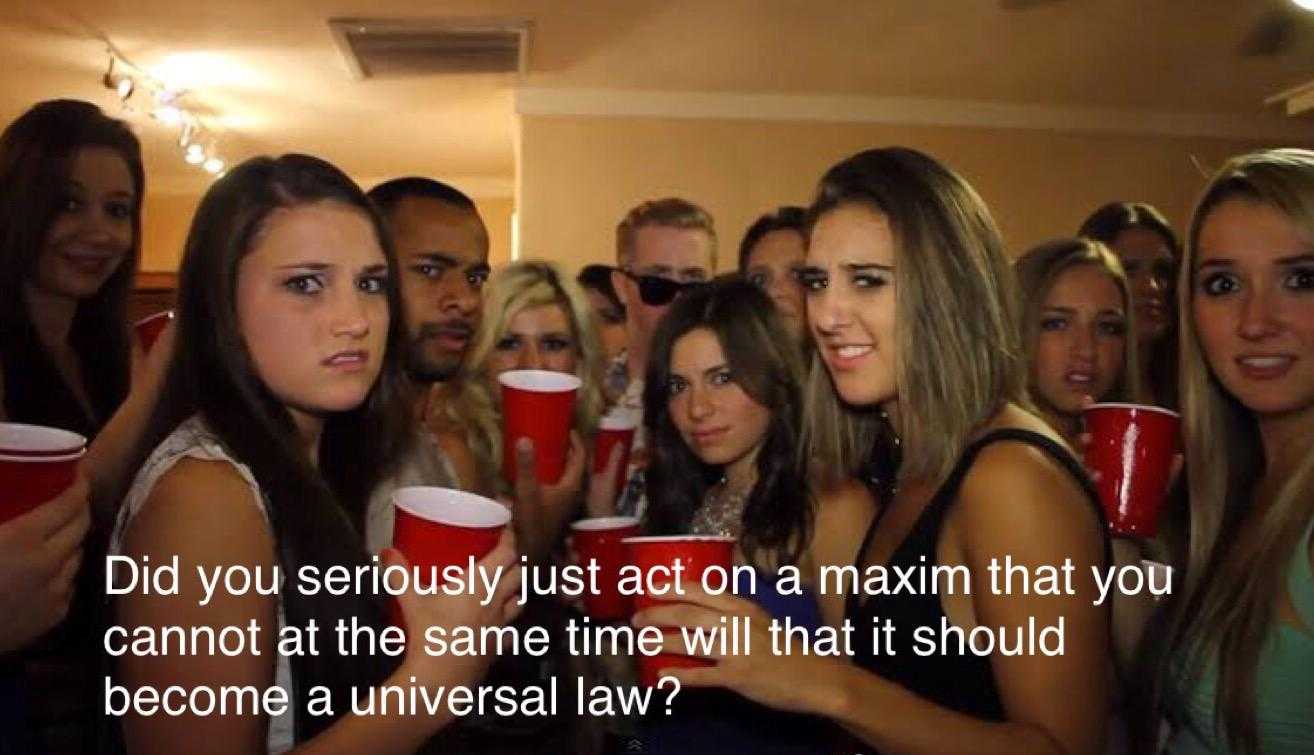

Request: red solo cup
left=593, top=410, right=637, bottom=505
left=0, top=448, right=86, bottom=523
left=499, top=369, right=581, bottom=485
left=134, top=310, right=174, bottom=353
left=0, top=423, right=87, bottom=457
left=1083, top=403, right=1180, bottom=538
left=389, top=486, right=511, bottom=628
left=571, top=516, right=641, bottom=620
left=624, top=535, right=735, bottom=687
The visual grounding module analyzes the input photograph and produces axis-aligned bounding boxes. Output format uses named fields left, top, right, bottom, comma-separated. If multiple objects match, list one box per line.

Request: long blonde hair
left=801, top=147, right=1026, bottom=489
left=441, top=261, right=605, bottom=493
left=1151, top=148, right=1314, bottom=753
left=1014, top=237, right=1143, bottom=414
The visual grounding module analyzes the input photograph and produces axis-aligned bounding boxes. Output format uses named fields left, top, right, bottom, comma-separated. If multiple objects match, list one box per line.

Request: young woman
left=636, top=147, right=1112, bottom=755
left=576, top=263, right=628, bottom=363
left=428, top=261, right=607, bottom=553
left=1079, top=202, right=1181, bottom=408
left=737, top=206, right=808, bottom=341
left=637, top=277, right=875, bottom=754
left=1015, top=237, right=1140, bottom=447
left=110, top=154, right=521, bottom=754
left=1141, top=148, right=1314, bottom=754
left=0, top=99, right=142, bottom=437
left=0, top=97, right=144, bottom=753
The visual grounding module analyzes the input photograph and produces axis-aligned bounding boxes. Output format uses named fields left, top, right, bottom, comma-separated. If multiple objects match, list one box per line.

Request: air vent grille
left=328, top=18, right=529, bottom=79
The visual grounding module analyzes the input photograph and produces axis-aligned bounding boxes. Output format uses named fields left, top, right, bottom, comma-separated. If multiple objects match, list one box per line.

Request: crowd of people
left=0, top=97, right=1310, bottom=755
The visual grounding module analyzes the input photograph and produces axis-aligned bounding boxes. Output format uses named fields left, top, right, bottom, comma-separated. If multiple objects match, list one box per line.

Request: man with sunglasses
left=606, top=197, right=717, bottom=519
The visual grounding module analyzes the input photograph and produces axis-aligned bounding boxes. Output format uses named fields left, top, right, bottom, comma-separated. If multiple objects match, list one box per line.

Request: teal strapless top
left=1166, top=520, right=1314, bottom=754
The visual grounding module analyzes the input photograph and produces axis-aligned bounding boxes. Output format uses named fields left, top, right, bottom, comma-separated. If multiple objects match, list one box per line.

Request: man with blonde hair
left=607, top=197, right=717, bottom=518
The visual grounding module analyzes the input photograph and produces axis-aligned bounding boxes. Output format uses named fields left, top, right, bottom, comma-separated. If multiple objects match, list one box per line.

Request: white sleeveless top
left=110, top=416, right=296, bottom=753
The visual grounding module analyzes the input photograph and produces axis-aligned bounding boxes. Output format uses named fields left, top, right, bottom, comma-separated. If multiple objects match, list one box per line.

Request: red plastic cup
left=0, top=423, right=86, bottom=458
left=571, top=516, right=641, bottom=620
left=0, top=448, right=86, bottom=524
left=593, top=410, right=637, bottom=505
left=134, top=310, right=174, bottom=353
left=389, top=487, right=511, bottom=628
left=624, top=535, right=735, bottom=687
left=499, top=369, right=581, bottom=485
left=1083, top=403, right=1180, bottom=538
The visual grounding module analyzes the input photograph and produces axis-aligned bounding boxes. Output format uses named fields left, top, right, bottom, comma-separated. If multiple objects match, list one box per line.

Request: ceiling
left=3, top=0, right=1312, bottom=196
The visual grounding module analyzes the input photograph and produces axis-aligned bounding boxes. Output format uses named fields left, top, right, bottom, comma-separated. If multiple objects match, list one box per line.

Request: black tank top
left=843, top=429, right=1108, bottom=752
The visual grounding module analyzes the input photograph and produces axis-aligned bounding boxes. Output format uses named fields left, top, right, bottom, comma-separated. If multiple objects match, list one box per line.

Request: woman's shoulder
left=807, top=478, right=878, bottom=569
left=813, top=478, right=878, bottom=527
left=114, top=417, right=269, bottom=550
left=953, top=406, right=1102, bottom=554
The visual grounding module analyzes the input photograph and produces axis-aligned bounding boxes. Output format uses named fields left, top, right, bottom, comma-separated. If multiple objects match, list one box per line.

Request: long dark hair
left=1078, top=201, right=1181, bottom=409
left=130, top=154, right=414, bottom=740
left=643, top=278, right=812, bottom=568
left=0, top=99, right=143, bottom=436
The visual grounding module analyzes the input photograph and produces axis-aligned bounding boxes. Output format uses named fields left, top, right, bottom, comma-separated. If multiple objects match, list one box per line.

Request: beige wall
left=140, top=192, right=514, bottom=273
left=518, top=114, right=1294, bottom=274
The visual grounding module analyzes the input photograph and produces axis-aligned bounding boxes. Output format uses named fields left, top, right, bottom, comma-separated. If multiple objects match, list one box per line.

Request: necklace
left=690, top=478, right=751, bottom=538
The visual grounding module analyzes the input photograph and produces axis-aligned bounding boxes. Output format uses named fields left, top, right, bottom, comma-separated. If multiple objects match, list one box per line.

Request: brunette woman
left=637, top=148, right=1112, bottom=755
left=109, top=154, right=521, bottom=754
left=638, top=277, right=874, bottom=754
left=1079, top=202, right=1181, bottom=408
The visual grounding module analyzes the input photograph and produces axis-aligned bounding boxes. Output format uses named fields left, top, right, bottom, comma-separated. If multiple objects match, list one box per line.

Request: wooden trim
left=134, top=271, right=178, bottom=290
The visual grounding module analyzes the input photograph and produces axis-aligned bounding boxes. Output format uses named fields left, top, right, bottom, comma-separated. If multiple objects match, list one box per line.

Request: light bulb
left=153, top=106, right=183, bottom=126
left=184, top=149, right=205, bottom=165
left=1294, top=0, right=1314, bottom=11
left=203, top=157, right=225, bottom=174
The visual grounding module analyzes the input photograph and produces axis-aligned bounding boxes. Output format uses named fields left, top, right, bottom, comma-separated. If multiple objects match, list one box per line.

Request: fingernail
left=517, top=437, right=533, bottom=453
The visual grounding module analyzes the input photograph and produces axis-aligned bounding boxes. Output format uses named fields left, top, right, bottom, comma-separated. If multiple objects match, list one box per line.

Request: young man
left=607, top=197, right=717, bottom=518
left=367, top=177, right=491, bottom=390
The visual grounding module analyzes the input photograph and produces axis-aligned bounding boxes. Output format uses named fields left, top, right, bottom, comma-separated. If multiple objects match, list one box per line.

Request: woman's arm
left=637, top=442, right=1111, bottom=755
left=116, top=457, right=523, bottom=755
left=83, top=321, right=175, bottom=518
left=805, top=480, right=877, bottom=629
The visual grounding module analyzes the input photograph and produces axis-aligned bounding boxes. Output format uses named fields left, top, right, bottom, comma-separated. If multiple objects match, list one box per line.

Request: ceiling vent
left=328, top=17, right=529, bottom=79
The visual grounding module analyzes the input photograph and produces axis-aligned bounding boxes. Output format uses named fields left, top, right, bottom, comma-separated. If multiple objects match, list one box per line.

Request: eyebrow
left=277, top=262, right=332, bottom=271
left=66, top=180, right=135, bottom=199
left=361, top=264, right=388, bottom=275
left=702, top=363, right=728, bottom=379
left=842, top=262, right=894, bottom=273
left=411, top=252, right=458, bottom=265
left=637, top=264, right=674, bottom=275
left=1199, top=252, right=1314, bottom=268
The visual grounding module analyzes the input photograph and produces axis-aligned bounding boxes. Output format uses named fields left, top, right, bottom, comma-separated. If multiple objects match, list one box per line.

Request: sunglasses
left=624, top=271, right=705, bottom=306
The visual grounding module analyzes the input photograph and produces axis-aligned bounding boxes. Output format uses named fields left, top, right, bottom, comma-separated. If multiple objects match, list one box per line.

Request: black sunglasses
left=623, top=271, right=704, bottom=306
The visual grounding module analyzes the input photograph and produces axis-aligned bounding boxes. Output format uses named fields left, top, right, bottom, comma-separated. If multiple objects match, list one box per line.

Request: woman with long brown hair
left=636, top=147, right=1112, bottom=755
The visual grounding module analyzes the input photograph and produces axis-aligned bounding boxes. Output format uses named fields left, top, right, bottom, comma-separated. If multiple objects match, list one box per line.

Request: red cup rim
left=134, top=310, right=175, bottom=327
left=497, top=369, right=582, bottom=393
left=572, top=516, right=641, bottom=532
left=598, top=411, right=639, bottom=431
left=392, top=486, right=511, bottom=528
left=0, top=423, right=88, bottom=454
left=622, top=535, right=736, bottom=545
left=0, top=447, right=86, bottom=463
left=1084, top=402, right=1180, bottom=420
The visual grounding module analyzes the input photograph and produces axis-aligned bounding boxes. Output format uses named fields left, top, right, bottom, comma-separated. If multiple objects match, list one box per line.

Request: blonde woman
left=636, top=147, right=1112, bottom=755
left=1015, top=238, right=1141, bottom=447
left=1141, top=148, right=1314, bottom=754
left=434, top=260, right=608, bottom=556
